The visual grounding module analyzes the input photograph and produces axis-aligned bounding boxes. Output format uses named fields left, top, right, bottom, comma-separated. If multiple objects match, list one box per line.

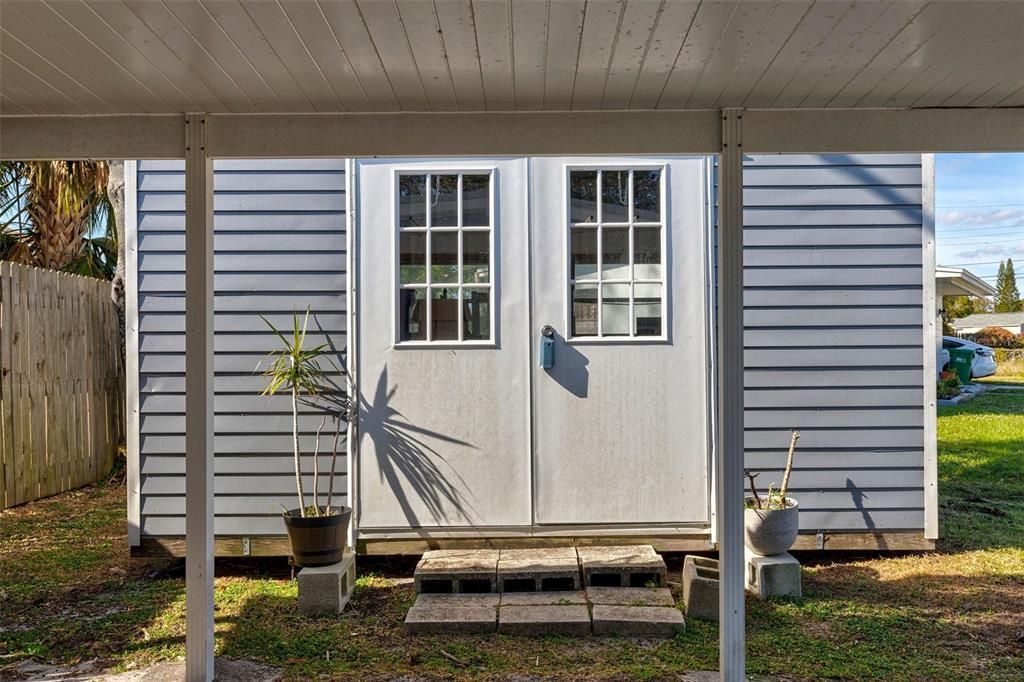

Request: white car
left=941, top=336, right=997, bottom=379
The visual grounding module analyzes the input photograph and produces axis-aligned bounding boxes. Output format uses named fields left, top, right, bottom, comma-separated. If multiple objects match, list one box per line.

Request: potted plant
left=744, top=430, right=800, bottom=556
left=259, top=308, right=351, bottom=567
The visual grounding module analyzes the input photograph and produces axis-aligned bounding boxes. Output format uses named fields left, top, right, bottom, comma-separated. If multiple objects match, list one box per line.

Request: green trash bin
left=948, top=348, right=974, bottom=383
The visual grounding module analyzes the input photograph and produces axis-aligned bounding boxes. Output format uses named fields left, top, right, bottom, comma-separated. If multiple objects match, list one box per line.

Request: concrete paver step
left=407, top=546, right=683, bottom=637
left=592, top=605, right=685, bottom=637
left=499, top=590, right=587, bottom=606
left=496, top=547, right=581, bottom=592
left=497, top=605, right=591, bottom=635
left=577, top=545, right=668, bottom=588
left=413, top=549, right=500, bottom=594
left=586, top=585, right=674, bottom=607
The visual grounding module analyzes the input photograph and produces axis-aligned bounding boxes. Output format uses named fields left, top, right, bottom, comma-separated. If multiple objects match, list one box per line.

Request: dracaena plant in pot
left=259, top=308, right=352, bottom=567
left=744, top=430, right=800, bottom=556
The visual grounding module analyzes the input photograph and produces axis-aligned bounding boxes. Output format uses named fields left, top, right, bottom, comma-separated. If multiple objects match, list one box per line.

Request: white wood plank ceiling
left=1, top=0, right=1021, bottom=116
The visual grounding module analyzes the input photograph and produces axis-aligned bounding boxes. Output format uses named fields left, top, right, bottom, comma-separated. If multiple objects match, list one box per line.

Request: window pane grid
left=398, top=171, right=493, bottom=343
left=568, top=167, right=665, bottom=339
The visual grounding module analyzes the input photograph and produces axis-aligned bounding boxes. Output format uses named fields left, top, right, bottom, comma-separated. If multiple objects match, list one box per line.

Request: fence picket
left=0, top=263, right=124, bottom=508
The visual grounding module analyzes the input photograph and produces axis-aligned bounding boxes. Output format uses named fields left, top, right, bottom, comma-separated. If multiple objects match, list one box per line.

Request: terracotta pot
left=744, top=497, right=799, bottom=556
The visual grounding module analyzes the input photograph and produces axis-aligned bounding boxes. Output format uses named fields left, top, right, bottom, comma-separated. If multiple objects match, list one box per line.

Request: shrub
left=937, top=375, right=961, bottom=399
left=973, top=326, right=1024, bottom=349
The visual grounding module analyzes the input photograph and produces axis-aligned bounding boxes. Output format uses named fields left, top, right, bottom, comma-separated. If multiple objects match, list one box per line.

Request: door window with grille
left=396, top=172, right=493, bottom=344
left=568, top=168, right=665, bottom=339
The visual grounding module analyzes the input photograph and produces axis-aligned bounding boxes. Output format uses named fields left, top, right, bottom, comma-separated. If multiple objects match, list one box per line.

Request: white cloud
left=1011, top=243, right=1024, bottom=256
left=955, top=244, right=1012, bottom=259
left=939, top=208, right=1023, bottom=226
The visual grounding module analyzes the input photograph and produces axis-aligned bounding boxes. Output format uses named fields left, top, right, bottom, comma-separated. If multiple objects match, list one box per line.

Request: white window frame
left=563, top=164, right=669, bottom=342
left=392, top=168, right=497, bottom=347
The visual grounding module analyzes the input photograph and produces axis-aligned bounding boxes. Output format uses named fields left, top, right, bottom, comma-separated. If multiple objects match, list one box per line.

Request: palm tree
left=1, top=161, right=113, bottom=274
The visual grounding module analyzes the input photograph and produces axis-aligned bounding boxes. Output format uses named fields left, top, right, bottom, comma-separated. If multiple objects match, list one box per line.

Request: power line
left=943, top=261, right=1010, bottom=266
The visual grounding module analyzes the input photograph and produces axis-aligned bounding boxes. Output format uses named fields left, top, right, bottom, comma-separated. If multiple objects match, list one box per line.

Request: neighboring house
left=126, top=154, right=936, bottom=556
left=951, top=312, right=1024, bottom=336
left=935, top=267, right=996, bottom=375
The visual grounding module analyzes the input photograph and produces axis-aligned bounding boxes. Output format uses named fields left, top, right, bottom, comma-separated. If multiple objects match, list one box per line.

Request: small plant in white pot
left=744, top=430, right=800, bottom=556
left=259, top=308, right=352, bottom=567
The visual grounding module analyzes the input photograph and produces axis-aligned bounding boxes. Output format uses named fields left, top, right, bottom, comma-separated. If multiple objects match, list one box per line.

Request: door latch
left=539, top=325, right=556, bottom=369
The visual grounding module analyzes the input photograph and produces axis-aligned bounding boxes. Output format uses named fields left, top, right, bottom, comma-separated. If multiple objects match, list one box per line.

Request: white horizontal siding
left=135, top=159, right=347, bottom=538
left=737, top=154, right=926, bottom=533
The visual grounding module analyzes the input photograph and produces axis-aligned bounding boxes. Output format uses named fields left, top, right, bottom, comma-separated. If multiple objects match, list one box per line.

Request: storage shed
left=127, top=153, right=936, bottom=556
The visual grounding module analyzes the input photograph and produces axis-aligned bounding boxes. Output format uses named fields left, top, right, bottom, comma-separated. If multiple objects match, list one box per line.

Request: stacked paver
left=405, top=545, right=684, bottom=637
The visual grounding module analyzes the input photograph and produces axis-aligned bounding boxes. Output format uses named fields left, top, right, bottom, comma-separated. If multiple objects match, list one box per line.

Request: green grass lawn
left=975, top=374, right=1024, bottom=385
left=2, top=394, right=1022, bottom=681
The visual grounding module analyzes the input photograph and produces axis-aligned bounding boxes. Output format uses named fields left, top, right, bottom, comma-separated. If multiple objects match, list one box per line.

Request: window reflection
left=399, top=175, right=426, bottom=227
left=462, top=174, right=490, bottom=226
left=570, top=170, right=598, bottom=223
left=431, top=174, right=459, bottom=226
left=601, top=170, right=629, bottom=222
left=399, top=288, right=426, bottom=341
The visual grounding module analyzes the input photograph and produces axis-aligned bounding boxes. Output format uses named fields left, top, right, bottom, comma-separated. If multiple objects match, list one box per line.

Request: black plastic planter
left=282, top=506, right=352, bottom=567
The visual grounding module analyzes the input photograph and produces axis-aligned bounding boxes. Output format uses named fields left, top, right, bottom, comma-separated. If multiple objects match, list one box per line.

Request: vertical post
left=717, top=108, right=746, bottom=681
left=921, top=154, right=938, bottom=540
left=184, top=113, right=214, bottom=682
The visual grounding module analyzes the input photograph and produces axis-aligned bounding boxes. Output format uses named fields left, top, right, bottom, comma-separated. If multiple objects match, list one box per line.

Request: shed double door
left=356, top=157, right=710, bottom=530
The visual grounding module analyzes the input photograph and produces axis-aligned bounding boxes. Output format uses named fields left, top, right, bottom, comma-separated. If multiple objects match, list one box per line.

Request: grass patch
left=975, top=374, right=1024, bottom=385
left=2, top=396, right=1022, bottom=680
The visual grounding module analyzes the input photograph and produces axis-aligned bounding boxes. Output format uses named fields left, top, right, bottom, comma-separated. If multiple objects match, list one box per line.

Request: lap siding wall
left=739, top=154, right=927, bottom=534
left=133, top=159, right=348, bottom=538
left=130, top=154, right=928, bottom=543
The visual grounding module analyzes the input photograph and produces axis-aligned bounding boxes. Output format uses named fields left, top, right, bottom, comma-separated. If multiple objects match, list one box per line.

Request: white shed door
left=529, top=157, right=711, bottom=525
left=356, top=158, right=532, bottom=529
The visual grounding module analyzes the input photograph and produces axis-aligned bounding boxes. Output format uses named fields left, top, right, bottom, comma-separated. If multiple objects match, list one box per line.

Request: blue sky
left=935, top=153, right=1024, bottom=291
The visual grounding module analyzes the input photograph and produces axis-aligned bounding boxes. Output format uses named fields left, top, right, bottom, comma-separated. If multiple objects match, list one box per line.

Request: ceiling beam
left=0, top=115, right=185, bottom=159
left=2, top=108, right=1022, bottom=160
left=744, top=107, right=1024, bottom=153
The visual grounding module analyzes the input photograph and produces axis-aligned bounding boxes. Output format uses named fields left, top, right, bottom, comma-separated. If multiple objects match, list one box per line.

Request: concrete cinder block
left=404, top=603, right=497, bottom=634
left=499, top=591, right=587, bottom=606
left=413, top=549, right=500, bottom=594
left=586, top=586, right=675, bottom=607
left=577, top=545, right=667, bottom=588
left=745, top=548, right=801, bottom=600
left=297, top=552, right=356, bottom=616
left=591, top=605, right=685, bottom=637
left=682, top=555, right=719, bottom=622
left=497, top=605, right=591, bottom=636
left=497, top=547, right=581, bottom=592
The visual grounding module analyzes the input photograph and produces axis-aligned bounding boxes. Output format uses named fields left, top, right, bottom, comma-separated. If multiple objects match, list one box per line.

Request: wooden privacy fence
left=1, top=262, right=125, bottom=508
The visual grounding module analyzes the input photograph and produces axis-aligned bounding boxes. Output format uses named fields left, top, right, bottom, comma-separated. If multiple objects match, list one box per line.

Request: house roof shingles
left=951, top=312, right=1024, bottom=329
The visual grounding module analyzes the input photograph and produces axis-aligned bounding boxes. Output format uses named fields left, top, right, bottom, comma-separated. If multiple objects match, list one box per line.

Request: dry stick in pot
left=745, top=469, right=762, bottom=509
left=311, top=415, right=327, bottom=516
left=779, top=430, right=800, bottom=505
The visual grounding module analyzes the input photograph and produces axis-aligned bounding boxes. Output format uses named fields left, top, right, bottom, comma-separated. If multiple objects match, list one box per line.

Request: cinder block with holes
left=297, top=552, right=356, bottom=616
left=681, top=555, right=719, bottom=622
left=745, top=548, right=801, bottom=600
left=413, top=549, right=499, bottom=594
left=576, top=545, right=667, bottom=588
left=496, top=547, right=581, bottom=592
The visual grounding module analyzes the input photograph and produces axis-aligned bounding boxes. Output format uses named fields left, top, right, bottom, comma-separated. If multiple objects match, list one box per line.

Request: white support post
left=184, top=113, right=215, bottom=682
left=717, top=108, right=746, bottom=681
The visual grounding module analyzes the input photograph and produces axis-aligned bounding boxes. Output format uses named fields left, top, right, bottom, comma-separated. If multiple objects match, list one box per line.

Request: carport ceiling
left=1, top=0, right=1022, bottom=116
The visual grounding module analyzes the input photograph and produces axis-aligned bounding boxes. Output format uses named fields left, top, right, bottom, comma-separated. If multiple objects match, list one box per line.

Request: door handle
left=539, top=325, right=556, bottom=369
